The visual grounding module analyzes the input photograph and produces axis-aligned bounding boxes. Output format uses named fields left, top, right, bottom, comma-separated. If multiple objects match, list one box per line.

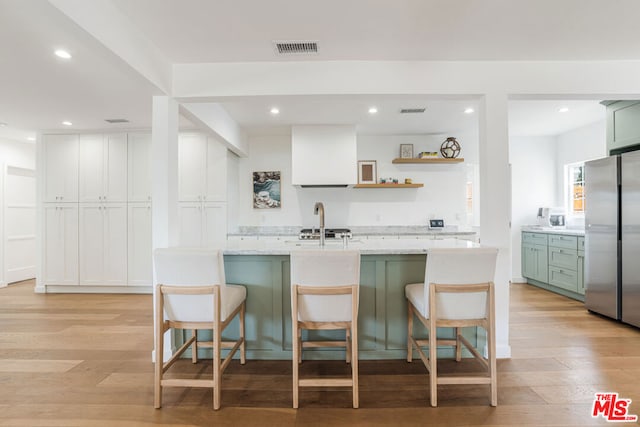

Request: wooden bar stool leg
left=154, top=287, right=163, bottom=409
left=455, top=327, right=462, bottom=362
left=191, top=329, right=198, bottom=363
left=346, top=328, right=351, bottom=364
left=240, top=301, right=246, bottom=365
left=407, top=302, right=413, bottom=362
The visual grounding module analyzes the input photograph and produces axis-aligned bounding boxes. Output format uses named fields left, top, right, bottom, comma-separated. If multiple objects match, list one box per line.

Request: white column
left=151, top=96, right=179, bottom=362
left=151, top=96, right=179, bottom=249
left=479, top=92, right=512, bottom=358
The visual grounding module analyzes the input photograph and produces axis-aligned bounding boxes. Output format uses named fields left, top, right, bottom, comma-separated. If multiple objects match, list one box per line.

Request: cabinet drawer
left=549, top=246, right=578, bottom=270
left=578, top=236, right=585, bottom=250
left=549, top=234, right=577, bottom=249
left=523, top=232, right=548, bottom=245
left=549, top=266, right=578, bottom=292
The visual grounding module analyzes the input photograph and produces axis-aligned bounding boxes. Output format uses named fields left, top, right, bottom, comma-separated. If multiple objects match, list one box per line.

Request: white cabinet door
left=203, top=202, right=227, bottom=247
left=103, top=204, right=128, bottom=285
left=128, top=202, right=152, bottom=285
left=178, top=202, right=227, bottom=247
left=79, top=134, right=105, bottom=202
left=79, top=203, right=127, bottom=286
left=128, top=133, right=152, bottom=202
left=43, top=204, right=78, bottom=285
left=105, top=134, right=128, bottom=202
left=179, top=133, right=207, bottom=202
left=79, top=134, right=127, bottom=202
left=205, top=138, right=227, bottom=202
left=79, top=204, right=105, bottom=284
left=178, top=202, right=204, bottom=246
left=43, top=134, right=78, bottom=202
left=179, top=133, right=227, bottom=202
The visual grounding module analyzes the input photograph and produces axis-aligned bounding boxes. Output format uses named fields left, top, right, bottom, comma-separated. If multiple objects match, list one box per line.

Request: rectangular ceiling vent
left=400, top=108, right=426, bottom=114
left=274, top=40, right=318, bottom=55
left=105, top=118, right=130, bottom=123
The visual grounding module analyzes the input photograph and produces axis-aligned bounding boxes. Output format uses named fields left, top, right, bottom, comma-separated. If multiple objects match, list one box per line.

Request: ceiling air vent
left=105, top=118, right=130, bottom=124
left=400, top=108, right=426, bottom=114
left=274, top=40, right=318, bottom=55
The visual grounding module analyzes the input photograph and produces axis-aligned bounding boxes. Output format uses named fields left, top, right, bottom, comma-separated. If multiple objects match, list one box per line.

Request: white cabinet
left=43, top=204, right=78, bottom=285
left=79, top=133, right=128, bottom=202
left=178, top=133, right=227, bottom=202
left=178, top=202, right=227, bottom=247
left=128, top=133, right=152, bottom=202
left=43, top=134, right=78, bottom=202
left=79, top=203, right=128, bottom=286
left=128, top=202, right=152, bottom=285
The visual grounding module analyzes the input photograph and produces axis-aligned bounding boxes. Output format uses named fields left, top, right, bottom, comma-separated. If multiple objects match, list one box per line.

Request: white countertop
left=521, top=226, right=585, bottom=236
left=223, top=237, right=479, bottom=255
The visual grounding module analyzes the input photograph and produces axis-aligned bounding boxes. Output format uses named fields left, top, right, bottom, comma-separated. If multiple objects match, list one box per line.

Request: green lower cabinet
left=522, top=231, right=585, bottom=301
left=176, top=254, right=481, bottom=360
left=548, top=265, right=578, bottom=293
left=522, top=243, right=548, bottom=283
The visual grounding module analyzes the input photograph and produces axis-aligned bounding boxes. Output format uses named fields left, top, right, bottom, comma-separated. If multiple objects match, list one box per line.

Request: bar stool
left=290, top=249, right=361, bottom=408
left=153, top=248, right=246, bottom=410
left=405, top=247, right=499, bottom=406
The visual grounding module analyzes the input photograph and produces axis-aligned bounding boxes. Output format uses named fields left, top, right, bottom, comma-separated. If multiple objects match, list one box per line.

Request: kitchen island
left=170, top=238, right=486, bottom=361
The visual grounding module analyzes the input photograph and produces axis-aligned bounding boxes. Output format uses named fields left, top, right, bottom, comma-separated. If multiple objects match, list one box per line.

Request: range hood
left=291, top=125, right=357, bottom=187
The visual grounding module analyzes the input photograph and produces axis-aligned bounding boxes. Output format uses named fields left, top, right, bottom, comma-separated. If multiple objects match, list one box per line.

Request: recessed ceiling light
left=62, top=121, right=72, bottom=126
left=270, top=107, right=280, bottom=115
left=27, top=137, right=36, bottom=141
left=54, top=49, right=72, bottom=59
left=464, top=108, right=475, bottom=114
left=368, top=107, right=378, bottom=114
left=558, top=107, right=570, bottom=113
left=0, top=122, right=7, bottom=127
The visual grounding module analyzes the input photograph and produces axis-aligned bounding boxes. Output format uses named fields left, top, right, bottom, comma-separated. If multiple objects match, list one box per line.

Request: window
left=567, top=163, right=585, bottom=215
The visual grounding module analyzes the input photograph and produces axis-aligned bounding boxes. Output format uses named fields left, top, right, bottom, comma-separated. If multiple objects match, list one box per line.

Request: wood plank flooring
left=1, top=281, right=639, bottom=426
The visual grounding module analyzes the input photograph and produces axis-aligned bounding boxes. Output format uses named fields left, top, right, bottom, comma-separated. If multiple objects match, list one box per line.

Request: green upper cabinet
left=605, top=100, right=640, bottom=154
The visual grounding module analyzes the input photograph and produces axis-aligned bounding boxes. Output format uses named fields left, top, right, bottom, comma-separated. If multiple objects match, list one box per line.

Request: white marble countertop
left=228, top=225, right=477, bottom=238
left=521, top=226, right=585, bottom=236
left=223, top=237, right=479, bottom=255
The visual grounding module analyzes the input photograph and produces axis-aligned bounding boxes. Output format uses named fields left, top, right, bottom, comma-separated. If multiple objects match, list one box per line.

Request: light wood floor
left=1, top=281, right=639, bottom=426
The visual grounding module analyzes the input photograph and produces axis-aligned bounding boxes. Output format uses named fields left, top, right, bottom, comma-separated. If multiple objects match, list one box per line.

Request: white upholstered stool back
left=290, top=250, right=360, bottom=322
left=153, top=247, right=227, bottom=322
left=423, top=248, right=498, bottom=320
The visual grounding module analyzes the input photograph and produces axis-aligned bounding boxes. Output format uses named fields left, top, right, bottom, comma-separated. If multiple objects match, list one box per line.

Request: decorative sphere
left=440, top=137, right=461, bottom=158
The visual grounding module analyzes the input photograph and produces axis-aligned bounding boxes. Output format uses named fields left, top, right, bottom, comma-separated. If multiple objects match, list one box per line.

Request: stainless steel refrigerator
left=585, top=151, right=640, bottom=328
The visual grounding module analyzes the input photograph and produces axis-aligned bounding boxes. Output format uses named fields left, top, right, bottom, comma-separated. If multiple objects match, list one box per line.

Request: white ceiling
left=0, top=0, right=634, bottom=142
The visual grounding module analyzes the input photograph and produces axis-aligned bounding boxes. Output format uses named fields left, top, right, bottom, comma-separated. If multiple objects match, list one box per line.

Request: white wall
left=0, top=138, right=36, bottom=286
left=556, top=119, right=607, bottom=227
left=234, top=132, right=478, bottom=231
left=509, top=135, right=557, bottom=281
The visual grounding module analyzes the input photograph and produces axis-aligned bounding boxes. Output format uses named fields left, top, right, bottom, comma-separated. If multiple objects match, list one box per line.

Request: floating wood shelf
left=354, top=183, right=424, bottom=188
left=392, top=158, right=464, bottom=164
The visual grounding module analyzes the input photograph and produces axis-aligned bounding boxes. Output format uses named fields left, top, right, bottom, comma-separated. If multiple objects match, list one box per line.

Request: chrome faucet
left=314, top=202, right=325, bottom=247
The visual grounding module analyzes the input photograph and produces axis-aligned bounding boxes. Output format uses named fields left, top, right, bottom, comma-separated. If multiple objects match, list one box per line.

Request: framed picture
left=357, top=160, right=377, bottom=184
left=400, top=144, right=414, bottom=159
left=253, top=171, right=281, bottom=209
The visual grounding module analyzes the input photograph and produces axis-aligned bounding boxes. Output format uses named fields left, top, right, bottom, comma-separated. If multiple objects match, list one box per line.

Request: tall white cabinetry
left=178, top=133, right=228, bottom=247
left=78, top=133, right=128, bottom=286
left=42, top=135, right=79, bottom=285
left=40, top=132, right=155, bottom=291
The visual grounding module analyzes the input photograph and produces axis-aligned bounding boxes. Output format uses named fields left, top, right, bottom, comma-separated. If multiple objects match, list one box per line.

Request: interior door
left=4, top=166, right=36, bottom=283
